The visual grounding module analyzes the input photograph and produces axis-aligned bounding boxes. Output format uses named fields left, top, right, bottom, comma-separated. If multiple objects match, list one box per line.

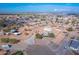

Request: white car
left=13, top=32, right=21, bottom=35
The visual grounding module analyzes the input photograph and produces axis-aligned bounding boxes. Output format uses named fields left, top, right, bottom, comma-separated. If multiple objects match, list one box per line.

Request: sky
left=0, top=3, right=79, bottom=13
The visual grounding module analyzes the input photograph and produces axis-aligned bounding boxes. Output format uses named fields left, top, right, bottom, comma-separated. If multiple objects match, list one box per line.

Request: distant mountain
left=0, top=12, right=79, bottom=16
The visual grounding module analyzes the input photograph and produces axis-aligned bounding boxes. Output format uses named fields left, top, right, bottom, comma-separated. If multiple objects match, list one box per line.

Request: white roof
left=44, top=26, right=52, bottom=32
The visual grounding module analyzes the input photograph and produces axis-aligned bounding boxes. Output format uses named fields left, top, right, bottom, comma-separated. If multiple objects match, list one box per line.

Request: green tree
left=35, top=33, right=43, bottom=39
left=9, top=38, right=18, bottom=44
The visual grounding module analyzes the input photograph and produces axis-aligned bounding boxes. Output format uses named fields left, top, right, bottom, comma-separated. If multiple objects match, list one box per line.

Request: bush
left=0, top=38, right=18, bottom=44
left=0, top=38, right=9, bottom=43
left=35, top=33, right=43, bottom=39
left=12, top=51, right=24, bottom=55
left=48, top=33, right=55, bottom=38
left=9, top=38, right=18, bottom=43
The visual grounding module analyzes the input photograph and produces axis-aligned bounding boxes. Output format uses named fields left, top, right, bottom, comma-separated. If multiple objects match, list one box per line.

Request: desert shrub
left=12, top=51, right=24, bottom=55
left=35, top=33, right=43, bottom=39
left=0, top=38, right=19, bottom=44
left=48, top=33, right=55, bottom=38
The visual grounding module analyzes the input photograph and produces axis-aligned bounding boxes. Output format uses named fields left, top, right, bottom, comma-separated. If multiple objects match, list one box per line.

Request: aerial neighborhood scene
left=0, top=3, right=79, bottom=55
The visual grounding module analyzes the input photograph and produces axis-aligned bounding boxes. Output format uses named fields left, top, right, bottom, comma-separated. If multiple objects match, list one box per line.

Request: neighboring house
left=42, top=26, right=52, bottom=36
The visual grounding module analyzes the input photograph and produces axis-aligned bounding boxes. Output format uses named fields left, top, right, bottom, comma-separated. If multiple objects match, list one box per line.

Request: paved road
left=26, top=45, right=56, bottom=55
left=47, top=37, right=74, bottom=55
